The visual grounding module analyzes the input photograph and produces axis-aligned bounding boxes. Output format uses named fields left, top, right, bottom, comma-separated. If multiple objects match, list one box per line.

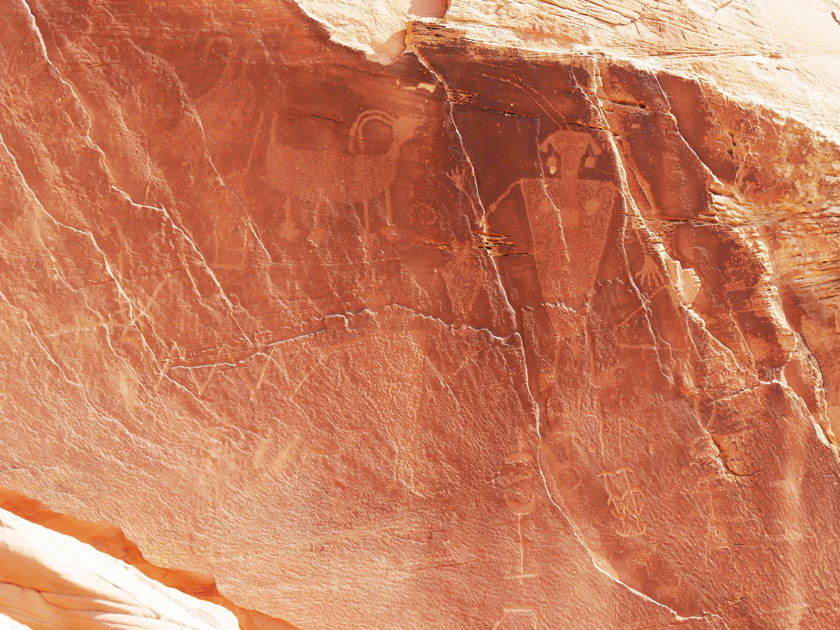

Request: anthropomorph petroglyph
left=500, top=427, right=539, bottom=581
left=486, top=127, right=622, bottom=309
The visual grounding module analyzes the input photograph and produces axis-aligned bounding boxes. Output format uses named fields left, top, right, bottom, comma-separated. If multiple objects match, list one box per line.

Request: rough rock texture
left=301, top=0, right=840, bottom=141
left=2, top=1, right=840, bottom=629
left=0, top=505, right=239, bottom=629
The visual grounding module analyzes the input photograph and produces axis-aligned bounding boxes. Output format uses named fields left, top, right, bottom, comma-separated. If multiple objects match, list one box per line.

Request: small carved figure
left=601, top=468, right=647, bottom=536
left=500, top=428, right=539, bottom=580
left=486, top=127, right=621, bottom=308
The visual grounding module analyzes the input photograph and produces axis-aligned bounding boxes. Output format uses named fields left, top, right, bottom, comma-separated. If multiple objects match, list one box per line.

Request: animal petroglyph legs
left=194, top=344, right=231, bottom=397
left=263, top=109, right=419, bottom=242
left=492, top=608, right=538, bottom=630
left=154, top=342, right=238, bottom=398
left=155, top=341, right=184, bottom=391
left=309, top=199, right=327, bottom=247
left=348, top=112, right=397, bottom=233
left=251, top=347, right=276, bottom=399
left=213, top=213, right=249, bottom=269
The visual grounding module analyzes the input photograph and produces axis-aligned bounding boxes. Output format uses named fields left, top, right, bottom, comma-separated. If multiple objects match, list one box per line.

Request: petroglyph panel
left=1, top=3, right=840, bottom=630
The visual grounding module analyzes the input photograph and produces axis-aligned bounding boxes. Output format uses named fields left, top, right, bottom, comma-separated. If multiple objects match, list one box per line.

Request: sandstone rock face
left=2, top=1, right=840, bottom=629
left=0, top=506, right=239, bottom=629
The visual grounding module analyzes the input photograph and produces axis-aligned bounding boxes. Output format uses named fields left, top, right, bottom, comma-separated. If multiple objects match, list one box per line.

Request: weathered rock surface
left=0, top=505, right=239, bottom=629
left=1, top=1, right=840, bottom=629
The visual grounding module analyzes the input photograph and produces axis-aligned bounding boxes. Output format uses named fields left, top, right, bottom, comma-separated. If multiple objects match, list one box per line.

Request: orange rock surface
left=2, top=1, right=840, bottom=629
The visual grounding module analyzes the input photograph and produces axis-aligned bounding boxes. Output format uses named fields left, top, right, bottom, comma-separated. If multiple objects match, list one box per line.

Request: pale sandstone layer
left=0, top=505, right=239, bottom=629
left=1, top=1, right=840, bottom=629
left=300, top=0, right=840, bottom=142
left=0, top=489, right=299, bottom=630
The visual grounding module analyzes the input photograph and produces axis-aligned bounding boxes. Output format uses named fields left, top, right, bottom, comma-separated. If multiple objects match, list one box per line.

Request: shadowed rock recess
left=1, top=0, right=840, bottom=629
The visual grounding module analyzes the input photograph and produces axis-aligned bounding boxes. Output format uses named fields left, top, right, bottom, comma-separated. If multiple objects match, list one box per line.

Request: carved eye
left=544, top=153, right=561, bottom=176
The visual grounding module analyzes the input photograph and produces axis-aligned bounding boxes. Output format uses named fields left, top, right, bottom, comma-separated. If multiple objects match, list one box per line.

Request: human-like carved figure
left=484, top=127, right=625, bottom=479
left=500, top=427, right=539, bottom=580
left=486, top=126, right=622, bottom=309
left=213, top=213, right=249, bottom=269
